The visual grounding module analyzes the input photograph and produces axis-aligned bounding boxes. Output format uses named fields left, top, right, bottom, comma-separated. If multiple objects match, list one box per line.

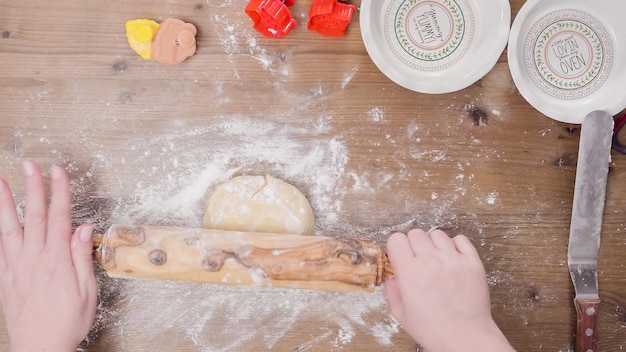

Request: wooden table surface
left=1, top=0, right=625, bottom=350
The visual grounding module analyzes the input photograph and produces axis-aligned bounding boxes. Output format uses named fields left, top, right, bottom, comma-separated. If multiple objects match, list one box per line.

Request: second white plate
left=508, top=0, right=626, bottom=123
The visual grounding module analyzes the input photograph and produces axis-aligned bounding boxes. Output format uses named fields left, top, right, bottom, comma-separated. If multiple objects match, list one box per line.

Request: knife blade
left=568, top=110, right=613, bottom=352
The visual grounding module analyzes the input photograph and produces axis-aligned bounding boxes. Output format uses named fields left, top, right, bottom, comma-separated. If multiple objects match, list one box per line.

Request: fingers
left=407, top=229, right=433, bottom=255
left=386, top=232, right=415, bottom=277
left=383, top=277, right=405, bottom=325
left=452, top=234, right=479, bottom=257
left=22, top=161, right=48, bottom=253
left=71, top=225, right=97, bottom=298
left=428, top=229, right=456, bottom=251
left=0, top=177, right=23, bottom=265
left=396, top=229, right=477, bottom=257
left=46, top=165, right=72, bottom=255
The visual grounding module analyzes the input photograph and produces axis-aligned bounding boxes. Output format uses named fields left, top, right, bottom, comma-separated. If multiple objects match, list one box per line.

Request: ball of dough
left=202, top=175, right=314, bottom=235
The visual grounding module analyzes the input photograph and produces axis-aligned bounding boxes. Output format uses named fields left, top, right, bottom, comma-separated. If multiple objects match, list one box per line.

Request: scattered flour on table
left=98, top=280, right=392, bottom=352
left=341, top=65, right=360, bottom=89
left=92, top=115, right=349, bottom=231
left=367, top=107, right=384, bottom=122
left=486, top=191, right=498, bottom=205
left=211, top=7, right=290, bottom=76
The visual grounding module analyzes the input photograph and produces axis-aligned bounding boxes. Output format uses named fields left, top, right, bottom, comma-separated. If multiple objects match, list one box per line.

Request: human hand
left=0, top=161, right=97, bottom=352
left=384, top=229, right=515, bottom=352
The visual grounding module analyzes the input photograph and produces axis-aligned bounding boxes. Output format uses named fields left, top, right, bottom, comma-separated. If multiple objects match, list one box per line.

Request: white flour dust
left=211, top=7, right=290, bottom=76
left=367, top=107, right=384, bottom=122
left=103, top=281, right=392, bottom=351
left=342, top=65, right=360, bottom=89
left=486, top=191, right=498, bottom=205
left=93, top=115, right=349, bottom=231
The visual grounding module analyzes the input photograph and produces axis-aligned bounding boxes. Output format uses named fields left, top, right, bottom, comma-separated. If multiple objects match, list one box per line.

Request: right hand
left=384, top=229, right=515, bottom=352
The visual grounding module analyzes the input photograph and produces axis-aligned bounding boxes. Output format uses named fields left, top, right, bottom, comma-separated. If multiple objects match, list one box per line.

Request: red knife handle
left=574, top=298, right=600, bottom=352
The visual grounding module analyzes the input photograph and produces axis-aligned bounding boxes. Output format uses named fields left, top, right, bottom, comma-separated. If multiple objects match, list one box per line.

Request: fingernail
left=22, top=160, right=36, bottom=176
left=50, top=165, right=64, bottom=180
left=80, top=226, right=93, bottom=242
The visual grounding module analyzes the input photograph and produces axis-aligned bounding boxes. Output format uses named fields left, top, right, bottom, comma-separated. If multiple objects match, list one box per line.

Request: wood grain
left=0, top=0, right=625, bottom=351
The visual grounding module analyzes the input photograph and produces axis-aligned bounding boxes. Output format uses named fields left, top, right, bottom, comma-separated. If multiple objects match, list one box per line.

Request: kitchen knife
left=568, top=110, right=614, bottom=352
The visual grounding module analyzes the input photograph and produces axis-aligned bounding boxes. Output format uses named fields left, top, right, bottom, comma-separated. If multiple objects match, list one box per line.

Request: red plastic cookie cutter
left=308, top=0, right=356, bottom=37
left=245, top=0, right=297, bottom=38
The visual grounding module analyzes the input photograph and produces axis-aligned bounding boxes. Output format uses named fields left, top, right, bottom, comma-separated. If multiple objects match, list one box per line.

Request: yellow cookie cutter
left=126, top=19, right=160, bottom=60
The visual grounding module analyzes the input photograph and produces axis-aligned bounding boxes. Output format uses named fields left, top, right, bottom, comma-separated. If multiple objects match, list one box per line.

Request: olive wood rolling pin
left=93, top=224, right=394, bottom=292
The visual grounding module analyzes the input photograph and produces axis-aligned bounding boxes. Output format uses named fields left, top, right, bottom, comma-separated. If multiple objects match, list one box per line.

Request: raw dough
left=202, top=175, right=314, bottom=235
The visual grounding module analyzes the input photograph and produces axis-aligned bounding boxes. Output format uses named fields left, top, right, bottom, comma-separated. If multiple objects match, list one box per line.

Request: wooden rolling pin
left=94, top=225, right=394, bottom=292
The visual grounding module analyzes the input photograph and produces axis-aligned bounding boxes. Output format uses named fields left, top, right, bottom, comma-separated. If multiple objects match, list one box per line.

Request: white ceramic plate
left=508, top=0, right=626, bottom=124
left=360, top=0, right=511, bottom=94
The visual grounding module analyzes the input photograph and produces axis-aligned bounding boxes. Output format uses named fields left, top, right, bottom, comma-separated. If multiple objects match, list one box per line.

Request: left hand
left=0, top=161, right=97, bottom=352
